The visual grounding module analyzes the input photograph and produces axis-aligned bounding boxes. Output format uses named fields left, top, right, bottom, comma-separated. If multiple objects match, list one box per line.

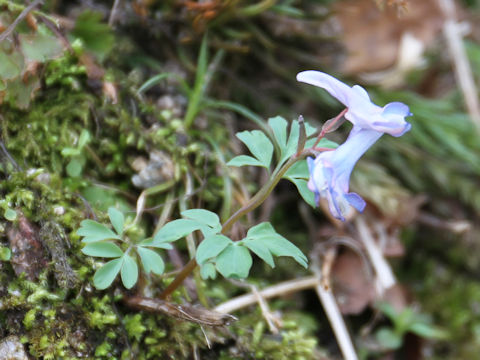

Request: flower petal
left=297, top=71, right=352, bottom=107
left=382, top=102, right=411, bottom=117
left=352, top=85, right=370, bottom=100
left=344, top=193, right=366, bottom=212
left=306, top=128, right=382, bottom=221
left=297, top=71, right=412, bottom=137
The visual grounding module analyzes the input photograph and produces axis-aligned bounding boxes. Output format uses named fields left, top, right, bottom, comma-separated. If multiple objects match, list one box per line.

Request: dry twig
left=0, top=0, right=43, bottom=43
left=311, top=252, right=359, bottom=360
left=438, top=0, right=480, bottom=133
left=355, top=217, right=396, bottom=294
left=214, top=276, right=319, bottom=314
left=109, top=0, right=121, bottom=26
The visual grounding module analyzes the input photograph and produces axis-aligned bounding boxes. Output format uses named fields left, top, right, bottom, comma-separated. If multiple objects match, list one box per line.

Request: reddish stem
left=312, top=108, right=348, bottom=149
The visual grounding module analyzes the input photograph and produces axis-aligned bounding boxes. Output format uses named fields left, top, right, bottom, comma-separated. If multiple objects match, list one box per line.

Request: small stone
left=0, top=335, right=29, bottom=360
left=131, top=150, right=174, bottom=189
left=53, top=206, right=65, bottom=216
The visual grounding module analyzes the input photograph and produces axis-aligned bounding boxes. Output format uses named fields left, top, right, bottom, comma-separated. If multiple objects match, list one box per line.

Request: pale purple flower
left=297, top=71, right=411, bottom=137
left=307, top=126, right=383, bottom=221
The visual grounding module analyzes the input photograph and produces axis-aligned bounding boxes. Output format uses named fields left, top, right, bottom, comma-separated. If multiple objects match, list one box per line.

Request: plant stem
left=0, top=0, right=42, bottom=43
left=312, top=107, right=348, bottom=149
left=221, top=154, right=300, bottom=233
left=0, top=0, right=58, bottom=27
left=159, top=152, right=308, bottom=299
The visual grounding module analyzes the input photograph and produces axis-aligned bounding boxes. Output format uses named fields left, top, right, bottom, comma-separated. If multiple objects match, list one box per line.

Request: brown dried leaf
left=332, top=250, right=376, bottom=315
left=383, top=284, right=410, bottom=313
left=333, top=0, right=444, bottom=74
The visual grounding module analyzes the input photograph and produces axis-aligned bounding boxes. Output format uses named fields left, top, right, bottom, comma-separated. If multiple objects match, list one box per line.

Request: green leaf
left=77, top=220, right=121, bottom=243
left=82, top=242, right=123, bottom=258
left=0, top=50, right=23, bottom=80
left=108, top=207, right=124, bottom=236
left=184, top=34, right=209, bottom=128
left=236, top=130, right=274, bottom=168
left=246, top=222, right=308, bottom=268
left=4, top=75, right=40, bottom=109
left=409, top=322, right=448, bottom=340
left=71, top=11, right=114, bottom=61
left=216, top=244, right=253, bottom=279
left=241, top=239, right=275, bottom=268
left=377, top=302, right=398, bottom=321
left=283, top=160, right=316, bottom=207
left=196, top=234, right=232, bottom=265
left=137, top=247, right=165, bottom=275
left=121, top=254, right=139, bottom=289
left=304, top=120, right=318, bottom=137
left=200, top=263, right=217, bottom=280
left=204, top=99, right=269, bottom=133
left=375, top=327, right=402, bottom=350
left=93, top=258, right=123, bottom=290
left=227, top=155, right=264, bottom=168
left=268, top=116, right=288, bottom=149
left=61, top=147, right=81, bottom=157
left=281, top=119, right=333, bottom=163
left=20, top=31, right=63, bottom=62
left=152, top=219, right=203, bottom=244
left=181, top=209, right=221, bottom=230
left=287, top=178, right=316, bottom=208
left=0, top=246, right=11, bottom=261
left=284, top=120, right=300, bottom=161
left=78, top=129, right=91, bottom=149
left=137, top=73, right=171, bottom=94
left=265, top=236, right=308, bottom=268
left=396, top=308, right=416, bottom=333
left=138, top=238, right=173, bottom=250
left=66, top=158, right=83, bottom=177
left=284, top=160, right=309, bottom=179
left=4, top=208, right=17, bottom=221
left=310, top=137, right=339, bottom=149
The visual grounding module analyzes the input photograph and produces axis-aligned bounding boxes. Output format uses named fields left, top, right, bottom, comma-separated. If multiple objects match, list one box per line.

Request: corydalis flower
left=297, top=71, right=411, bottom=137
left=307, top=126, right=383, bottom=221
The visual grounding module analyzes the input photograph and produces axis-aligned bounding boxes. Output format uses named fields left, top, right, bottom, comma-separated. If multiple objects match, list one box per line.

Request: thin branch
left=0, top=139, right=21, bottom=171
left=355, top=217, right=396, bottom=293
left=124, top=296, right=237, bottom=326
left=311, top=252, right=359, bottom=360
left=417, top=211, right=471, bottom=234
left=227, top=279, right=281, bottom=333
left=214, top=276, right=319, bottom=314
left=108, top=0, right=121, bottom=27
left=0, top=0, right=43, bottom=43
left=438, top=0, right=480, bottom=133
left=314, top=282, right=359, bottom=360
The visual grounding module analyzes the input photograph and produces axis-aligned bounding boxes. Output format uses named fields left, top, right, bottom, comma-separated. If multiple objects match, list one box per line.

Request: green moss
left=216, top=308, right=321, bottom=360
left=123, top=314, right=147, bottom=341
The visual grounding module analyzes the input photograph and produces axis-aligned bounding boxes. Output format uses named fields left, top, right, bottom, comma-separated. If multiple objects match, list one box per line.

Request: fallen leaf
left=332, top=250, right=376, bottom=314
